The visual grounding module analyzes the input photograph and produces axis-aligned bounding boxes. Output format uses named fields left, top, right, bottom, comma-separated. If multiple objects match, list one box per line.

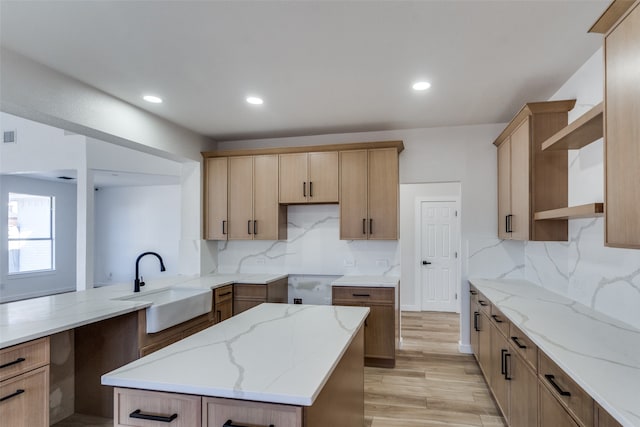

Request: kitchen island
left=102, top=303, right=368, bottom=427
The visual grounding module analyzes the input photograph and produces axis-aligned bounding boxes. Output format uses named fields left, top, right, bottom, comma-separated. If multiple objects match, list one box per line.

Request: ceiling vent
left=3, top=130, right=17, bottom=144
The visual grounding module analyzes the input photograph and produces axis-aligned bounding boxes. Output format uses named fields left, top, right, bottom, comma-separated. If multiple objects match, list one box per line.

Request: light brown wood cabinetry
left=204, top=157, right=228, bottom=240
left=477, top=311, right=492, bottom=379
left=214, top=285, right=233, bottom=323
left=279, top=151, right=338, bottom=204
left=494, top=100, right=575, bottom=241
left=339, top=148, right=399, bottom=240
left=595, top=403, right=623, bottom=427
left=138, top=309, right=214, bottom=357
left=228, top=155, right=287, bottom=241
left=203, top=397, right=302, bottom=427
left=540, top=380, right=580, bottom=427
left=469, top=288, right=480, bottom=357
left=489, top=325, right=510, bottom=419
left=113, top=388, right=202, bottom=427
left=332, top=286, right=396, bottom=368
left=0, top=338, right=49, bottom=427
left=508, top=345, right=538, bottom=427
left=233, top=278, right=288, bottom=315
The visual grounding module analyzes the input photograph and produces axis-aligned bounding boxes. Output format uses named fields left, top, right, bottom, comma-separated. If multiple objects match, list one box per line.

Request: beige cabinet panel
left=203, top=397, right=302, bottom=427
left=508, top=351, right=537, bottom=427
left=227, top=157, right=253, bottom=240
left=308, top=151, right=339, bottom=203
left=497, top=141, right=511, bottom=240
left=0, top=366, right=49, bottom=427
left=340, top=150, right=369, bottom=239
left=477, top=312, right=491, bottom=379
left=204, top=157, right=228, bottom=240
left=605, top=2, right=640, bottom=248
left=489, top=325, right=509, bottom=419
left=368, top=148, right=399, bottom=239
left=510, top=119, right=530, bottom=241
left=114, top=388, right=201, bottom=427
left=279, top=152, right=308, bottom=203
left=539, top=381, right=579, bottom=427
left=253, top=155, right=281, bottom=240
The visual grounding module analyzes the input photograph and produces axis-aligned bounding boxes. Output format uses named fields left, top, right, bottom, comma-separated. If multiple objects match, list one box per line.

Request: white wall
left=0, top=175, right=77, bottom=302
left=93, top=185, right=181, bottom=285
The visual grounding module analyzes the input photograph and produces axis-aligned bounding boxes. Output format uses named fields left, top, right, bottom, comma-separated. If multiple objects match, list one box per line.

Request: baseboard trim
left=401, top=304, right=420, bottom=312
left=458, top=342, right=473, bottom=354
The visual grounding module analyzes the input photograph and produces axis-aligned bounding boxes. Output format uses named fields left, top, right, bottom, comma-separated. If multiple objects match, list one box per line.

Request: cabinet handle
left=218, top=291, right=232, bottom=297
left=0, top=357, right=25, bottom=369
left=0, top=389, right=24, bottom=402
left=478, top=300, right=488, bottom=307
left=362, top=218, right=366, bottom=235
left=303, top=182, right=306, bottom=197
left=309, top=181, right=313, bottom=197
left=511, top=336, right=527, bottom=349
left=504, top=353, right=512, bottom=380
left=501, top=349, right=508, bottom=375
left=217, top=310, right=222, bottom=323
left=222, top=220, right=227, bottom=235
left=352, top=293, right=370, bottom=297
left=254, top=220, right=258, bottom=235
left=473, top=311, right=479, bottom=331
left=506, top=214, right=513, bottom=233
left=544, top=374, right=571, bottom=396
left=470, top=290, right=478, bottom=295
left=491, top=314, right=503, bottom=323
left=224, top=420, right=274, bottom=427
left=247, top=220, right=252, bottom=235
left=129, top=409, right=178, bottom=423
left=369, top=218, right=373, bottom=235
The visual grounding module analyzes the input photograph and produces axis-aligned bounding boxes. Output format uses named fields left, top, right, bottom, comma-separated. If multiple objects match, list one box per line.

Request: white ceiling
left=0, top=1, right=607, bottom=141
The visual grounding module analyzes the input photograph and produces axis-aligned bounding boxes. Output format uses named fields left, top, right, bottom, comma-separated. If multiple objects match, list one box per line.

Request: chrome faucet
left=134, top=252, right=166, bottom=292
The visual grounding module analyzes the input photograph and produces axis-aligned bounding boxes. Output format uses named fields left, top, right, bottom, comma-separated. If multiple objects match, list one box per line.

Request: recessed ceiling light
left=246, top=96, right=264, bottom=105
left=412, top=81, right=431, bottom=91
left=143, top=95, right=163, bottom=103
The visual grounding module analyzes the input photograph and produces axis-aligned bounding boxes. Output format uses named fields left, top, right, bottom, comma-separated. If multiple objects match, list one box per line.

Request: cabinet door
left=605, top=3, right=640, bottom=248
left=368, top=148, right=399, bottom=239
left=497, top=140, right=511, bottom=240
left=340, top=150, right=368, bottom=239
left=539, top=381, right=579, bottom=427
left=204, top=157, right=228, bottom=240
left=233, top=299, right=263, bottom=315
left=279, top=153, right=308, bottom=204
left=477, top=312, right=491, bottom=378
left=228, top=157, right=253, bottom=240
left=470, top=308, right=480, bottom=358
left=509, top=119, right=531, bottom=241
left=508, top=352, right=537, bottom=427
left=203, top=397, right=302, bottom=427
left=308, top=151, right=339, bottom=203
left=215, top=299, right=233, bottom=323
left=0, top=366, right=49, bottom=427
left=253, top=155, right=281, bottom=240
left=365, top=304, right=395, bottom=361
left=489, top=325, right=509, bottom=420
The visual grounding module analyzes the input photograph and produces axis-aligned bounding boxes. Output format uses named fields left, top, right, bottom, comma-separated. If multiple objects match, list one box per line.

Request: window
left=8, top=192, right=55, bottom=274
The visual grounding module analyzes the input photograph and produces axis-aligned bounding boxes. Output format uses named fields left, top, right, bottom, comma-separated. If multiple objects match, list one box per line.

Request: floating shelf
left=534, top=203, right=604, bottom=221
left=541, top=102, right=603, bottom=151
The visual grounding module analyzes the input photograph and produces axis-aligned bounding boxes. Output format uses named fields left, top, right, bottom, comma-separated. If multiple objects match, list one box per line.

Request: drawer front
left=203, top=396, right=302, bottom=427
left=332, top=286, right=394, bottom=305
left=114, top=388, right=201, bottom=427
left=489, top=305, right=510, bottom=337
left=234, top=284, right=267, bottom=300
left=509, top=323, right=538, bottom=372
left=539, top=378, right=579, bottom=427
left=596, top=403, right=622, bottom=427
left=539, top=352, right=593, bottom=426
left=477, top=292, right=491, bottom=315
left=214, top=285, right=233, bottom=303
left=0, top=337, right=49, bottom=382
left=469, top=285, right=479, bottom=306
left=0, top=365, right=49, bottom=427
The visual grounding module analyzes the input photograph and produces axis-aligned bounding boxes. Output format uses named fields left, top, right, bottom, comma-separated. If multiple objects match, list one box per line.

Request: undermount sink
left=116, top=287, right=212, bottom=333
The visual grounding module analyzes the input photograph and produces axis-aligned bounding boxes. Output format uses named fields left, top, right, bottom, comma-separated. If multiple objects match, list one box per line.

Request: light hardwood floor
left=53, top=311, right=503, bottom=427
left=365, top=311, right=506, bottom=427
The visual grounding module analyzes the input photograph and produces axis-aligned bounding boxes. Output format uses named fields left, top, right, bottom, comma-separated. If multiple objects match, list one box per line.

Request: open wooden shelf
left=541, top=102, right=603, bottom=151
left=534, top=203, right=604, bottom=221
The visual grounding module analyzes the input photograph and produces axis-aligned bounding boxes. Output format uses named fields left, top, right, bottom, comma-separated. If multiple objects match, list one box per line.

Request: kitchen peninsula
left=102, top=303, right=368, bottom=427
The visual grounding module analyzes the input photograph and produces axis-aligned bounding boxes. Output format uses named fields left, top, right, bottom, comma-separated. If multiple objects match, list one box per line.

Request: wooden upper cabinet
left=493, top=100, right=574, bottom=241
left=340, top=148, right=398, bottom=240
left=228, top=156, right=254, bottom=240
left=204, top=157, right=228, bottom=240
left=279, top=152, right=338, bottom=204
left=601, top=2, right=640, bottom=248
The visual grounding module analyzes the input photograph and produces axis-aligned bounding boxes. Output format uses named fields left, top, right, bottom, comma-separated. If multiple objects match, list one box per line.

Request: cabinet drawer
left=489, top=305, right=510, bottom=337
left=539, top=352, right=593, bottom=426
left=234, top=284, right=267, bottom=300
left=332, top=286, right=394, bottom=304
left=469, top=285, right=479, bottom=306
left=509, top=323, right=537, bottom=372
left=214, top=285, right=233, bottom=303
left=114, top=388, right=201, bottom=427
left=477, top=292, right=491, bottom=315
left=0, top=337, right=49, bottom=382
left=203, top=396, right=302, bottom=427
left=0, top=365, right=49, bottom=427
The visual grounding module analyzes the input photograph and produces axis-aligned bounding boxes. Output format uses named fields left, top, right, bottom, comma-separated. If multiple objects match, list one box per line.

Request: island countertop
left=470, top=278, right=640, bottom=427
left=102, top=303, right=368, bottom=406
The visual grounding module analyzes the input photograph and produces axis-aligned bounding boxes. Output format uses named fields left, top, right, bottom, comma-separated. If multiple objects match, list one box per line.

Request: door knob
left=422, top=260, right=431, bottom=265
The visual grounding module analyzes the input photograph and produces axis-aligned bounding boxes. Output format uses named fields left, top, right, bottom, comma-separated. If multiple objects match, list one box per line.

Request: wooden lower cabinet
left=203, top=397, right=302, bottom=427
left=214, top=285, right=233, bottom=323
left=489, top=324, right=510, bottom=418
left=540, top=380, right=579, bottom=427
left=477, top=311, right=491, bottom=378
left=138, top=308, right=214, bottom=357
left=509, top=349, right=538, bottom=427
left=113, top=388, right=202, bottom=427
left=233, top=278, right=289, bottom=315
left=0, top=365, right=49, bottom=427
left=332, top=286, right=397, bottom=368
left=595, top=403, right=623, bottom=427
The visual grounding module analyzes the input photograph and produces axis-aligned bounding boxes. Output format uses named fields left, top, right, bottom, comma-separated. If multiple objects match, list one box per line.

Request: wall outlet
left=293, top=298, right=302, bottom=304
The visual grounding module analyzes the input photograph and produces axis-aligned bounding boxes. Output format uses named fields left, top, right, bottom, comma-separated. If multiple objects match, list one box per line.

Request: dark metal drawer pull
left=362, top=218, right=366, bottom=234
left=303, top=182, right=306, bottom=197
left=218, top=291, right=232, bottom=297
left=491, top=314, right=503, bottom=323
left=501, top=349, right=508, bottom=375
left=478, top=300, right=488, bottom=307
left=0, top=389, right=24, bottom=402
left=309, top=181, right=313, bottom=197
left=544, top=374, right=571, bottom=396
left=222, top=220, right=227, bottom=235
left=224, top=420, right=274, bottom=427
left=130, top=409, right=178, bottom=423
left=511, top=336, right=527, bottom=349
left=352, top=293, right=370, bottom=297
left=473, top=311, right=479, bottom=331
left=0, top=357, right=25, bottom=369
left=247, top=220, right=252, bottom=235
left=504, top=353, right=512, bottom=380
left=369, top=218, right=373, bottom=234
left=470, top=290, right=478, bottom=295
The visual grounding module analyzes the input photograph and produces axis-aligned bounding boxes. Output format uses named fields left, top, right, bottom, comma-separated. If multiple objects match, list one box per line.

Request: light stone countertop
left=470, top=278, right=640, bottom=427
left=102, top=303, right=368, bottom=406
left=0, top=273, right=287, bottom=349
left=331, top=275, right=400, bottom=287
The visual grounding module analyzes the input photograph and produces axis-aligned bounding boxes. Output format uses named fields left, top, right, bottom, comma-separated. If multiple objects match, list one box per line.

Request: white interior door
left=419, top=200, right=459, bottom=312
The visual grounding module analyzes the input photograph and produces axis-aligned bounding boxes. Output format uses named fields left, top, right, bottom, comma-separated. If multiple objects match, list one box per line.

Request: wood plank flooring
left=53, top=311, right=504, bottom=427
left=365, top=311, right=506, bottom=427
